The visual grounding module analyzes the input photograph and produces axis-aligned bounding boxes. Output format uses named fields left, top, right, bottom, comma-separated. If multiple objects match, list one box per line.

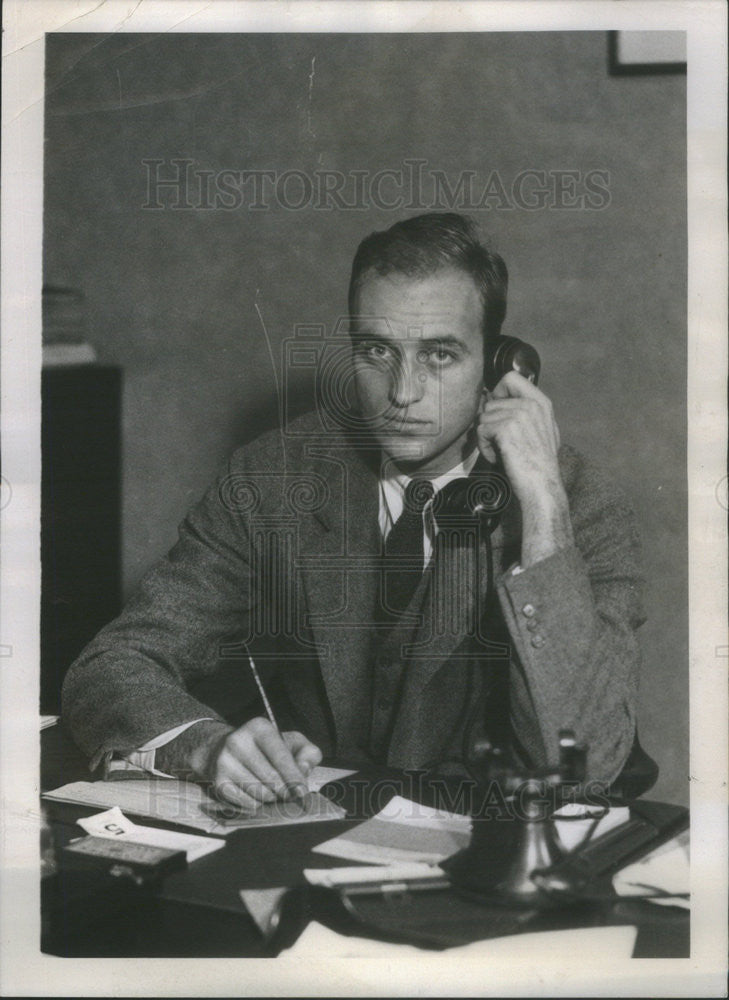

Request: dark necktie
left=380, top=478, right=435, bottom=620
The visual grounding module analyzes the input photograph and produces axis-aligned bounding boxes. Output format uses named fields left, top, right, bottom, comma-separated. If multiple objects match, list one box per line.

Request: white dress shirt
left=378, top=449, right=480, bottom=568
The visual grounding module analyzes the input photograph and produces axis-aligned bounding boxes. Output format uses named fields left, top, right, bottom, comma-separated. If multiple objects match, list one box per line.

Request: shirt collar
left=382, top=448, right=480, bottom=498
left=380, top=449, right=481, bottom=530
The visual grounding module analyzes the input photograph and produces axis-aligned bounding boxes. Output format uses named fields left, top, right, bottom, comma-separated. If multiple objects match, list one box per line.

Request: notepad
left=43, top=777, right=345, bottom=835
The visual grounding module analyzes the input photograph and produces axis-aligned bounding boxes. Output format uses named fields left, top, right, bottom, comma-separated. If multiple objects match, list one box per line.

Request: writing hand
left=476, top=371, right=573, bottom=567
left=200, top=717, right=323, bottom=812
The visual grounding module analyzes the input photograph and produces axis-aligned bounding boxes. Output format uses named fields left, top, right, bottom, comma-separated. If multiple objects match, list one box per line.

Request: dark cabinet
left=41, top=366, right=121, bottom=713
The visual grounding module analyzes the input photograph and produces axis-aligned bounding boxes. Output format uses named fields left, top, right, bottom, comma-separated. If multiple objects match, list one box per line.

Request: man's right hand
left=205, top=718, right=323, bottom=810
left=158, top=717, right=323, bottom=811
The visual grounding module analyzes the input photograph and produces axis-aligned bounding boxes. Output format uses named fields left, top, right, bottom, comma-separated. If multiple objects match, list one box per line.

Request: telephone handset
left=483, top=335, right=541, bottom=391
left=435, top=336, right=541, bottom=525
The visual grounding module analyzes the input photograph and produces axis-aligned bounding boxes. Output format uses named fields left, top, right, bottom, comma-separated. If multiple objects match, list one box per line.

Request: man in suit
left=62, top=213, right=646, bottom=811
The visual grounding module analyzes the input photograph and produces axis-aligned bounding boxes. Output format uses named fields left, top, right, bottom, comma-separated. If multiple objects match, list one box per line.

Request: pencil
left=248, top=654, right=281, bottom=735
left=248, top=653, right=311, bottom=801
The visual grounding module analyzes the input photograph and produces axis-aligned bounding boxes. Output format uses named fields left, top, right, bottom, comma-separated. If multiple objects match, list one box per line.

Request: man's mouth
left=360, top=411, right=434, bottom=436
left=379, top=418, right=431, bottom=435
left=383, top=415, right=431, bottom=427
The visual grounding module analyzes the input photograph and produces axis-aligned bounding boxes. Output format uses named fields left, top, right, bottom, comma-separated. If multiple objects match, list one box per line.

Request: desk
left=41, top=724, right=689, bottom=959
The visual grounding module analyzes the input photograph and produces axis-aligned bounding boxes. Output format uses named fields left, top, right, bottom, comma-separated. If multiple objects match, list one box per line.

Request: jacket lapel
left=297, top=442, right=381, bottom=746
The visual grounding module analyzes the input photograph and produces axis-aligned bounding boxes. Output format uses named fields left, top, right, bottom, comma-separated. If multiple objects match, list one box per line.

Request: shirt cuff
left=109, top=718, right=215, bottom=778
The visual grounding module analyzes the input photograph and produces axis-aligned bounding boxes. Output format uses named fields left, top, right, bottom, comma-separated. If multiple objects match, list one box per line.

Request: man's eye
left=358, top=342, right=393, bottom=361
left=418, top=347, right=457, bottom=366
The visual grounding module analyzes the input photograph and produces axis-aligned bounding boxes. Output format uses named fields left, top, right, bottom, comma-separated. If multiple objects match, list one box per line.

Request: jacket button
left=522, top=603, right=536, bottom=617
left=526, top=618, right=540, bottom=632
left=531, top=634, right=545, bottom=648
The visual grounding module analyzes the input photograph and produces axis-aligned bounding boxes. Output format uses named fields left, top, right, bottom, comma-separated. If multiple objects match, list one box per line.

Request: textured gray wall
left=43, top=32, right=687, bottom=805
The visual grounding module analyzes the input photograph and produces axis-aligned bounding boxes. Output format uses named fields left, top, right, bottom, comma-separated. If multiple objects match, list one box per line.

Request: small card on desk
left=77, top=806, right=225, bottom=861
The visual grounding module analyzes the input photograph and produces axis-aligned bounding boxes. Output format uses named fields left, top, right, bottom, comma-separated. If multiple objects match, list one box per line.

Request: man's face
left=351, top=267, right=486, bottom=476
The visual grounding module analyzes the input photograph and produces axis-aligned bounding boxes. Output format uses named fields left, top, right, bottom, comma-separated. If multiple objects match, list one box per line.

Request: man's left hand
left=476, top=371, right=573, bottom=567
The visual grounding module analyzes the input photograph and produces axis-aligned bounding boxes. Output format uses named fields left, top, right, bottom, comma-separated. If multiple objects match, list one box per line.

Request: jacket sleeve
left=496, top=450, right=645, bottom=784
left=61, top=450, right=264, bottom=771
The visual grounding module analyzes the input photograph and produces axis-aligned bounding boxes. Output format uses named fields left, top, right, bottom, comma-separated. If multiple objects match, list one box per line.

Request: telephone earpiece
left=484, top=336, right=541, bottom=391
left=434, top=336, right=541, bottom=525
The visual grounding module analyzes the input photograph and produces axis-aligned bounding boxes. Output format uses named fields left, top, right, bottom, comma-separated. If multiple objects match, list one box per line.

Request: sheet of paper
left=43, top=778, right=345, bottom=835
left=613, top=839, right=690, bottom=908
left=208, top=790, right=346, bottom=829
left=306, top=765, right=357, bottom=792
left=552, top=803, right=631, bottom=852
left=239, top=887, right=288, bottom=937
left=312, top=794, right=472, bottom=865
left=76, top=806, right=224, bottom=862
left=280, top=920, right=638, bottom=961
left=98, top=759, right=358, bottom=786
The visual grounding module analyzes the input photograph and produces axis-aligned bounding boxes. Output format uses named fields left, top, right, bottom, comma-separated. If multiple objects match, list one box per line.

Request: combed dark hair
left=348, top=213, right=508, bottom=344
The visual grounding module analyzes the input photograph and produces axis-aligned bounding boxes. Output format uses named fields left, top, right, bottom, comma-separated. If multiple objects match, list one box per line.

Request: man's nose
left=388, top=353, right=426, bottom=408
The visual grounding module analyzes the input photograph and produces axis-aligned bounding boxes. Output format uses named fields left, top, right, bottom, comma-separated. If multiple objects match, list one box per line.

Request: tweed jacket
left=62, top=409, right=645, bottom=784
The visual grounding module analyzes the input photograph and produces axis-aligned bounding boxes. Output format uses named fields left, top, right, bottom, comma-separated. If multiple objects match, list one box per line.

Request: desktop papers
left=313, top=795, right=472, bottom=864
left=313, top=797, right=634, bottom=867
left=44, top=771, right=346, bottom=836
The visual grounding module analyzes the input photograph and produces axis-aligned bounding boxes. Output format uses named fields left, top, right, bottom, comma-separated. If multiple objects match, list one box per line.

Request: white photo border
left=1, top=1, right=726, bottom=996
